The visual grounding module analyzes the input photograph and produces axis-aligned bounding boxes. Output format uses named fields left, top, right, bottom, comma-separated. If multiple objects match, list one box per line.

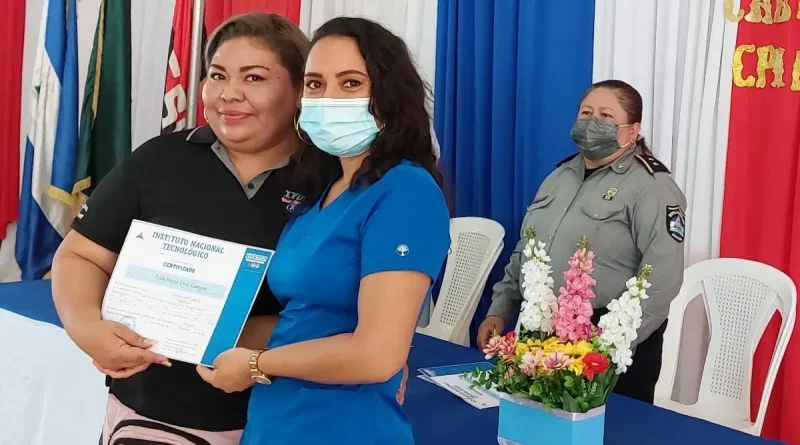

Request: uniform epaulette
left=556, top=153, right=578, bottom=168
left=634, top=154, right=670, bottom=175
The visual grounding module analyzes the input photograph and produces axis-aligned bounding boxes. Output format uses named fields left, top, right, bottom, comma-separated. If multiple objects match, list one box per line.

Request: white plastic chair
left=416, top=217, right=505, bottom=346
left=654, top=258, right=797, bottom=435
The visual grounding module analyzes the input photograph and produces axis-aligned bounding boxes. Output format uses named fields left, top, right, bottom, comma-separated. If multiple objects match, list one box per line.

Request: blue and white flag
left=15, top=0, right=80, bottom=280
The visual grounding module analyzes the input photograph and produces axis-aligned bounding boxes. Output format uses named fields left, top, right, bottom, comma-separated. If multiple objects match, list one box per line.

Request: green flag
left=76, top=0, right=131, bottom=199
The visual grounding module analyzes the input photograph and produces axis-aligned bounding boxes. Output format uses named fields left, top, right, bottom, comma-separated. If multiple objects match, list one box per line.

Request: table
left=0, top=280, right=784, bottom=445
left=0, top=280, right=107, bottom=445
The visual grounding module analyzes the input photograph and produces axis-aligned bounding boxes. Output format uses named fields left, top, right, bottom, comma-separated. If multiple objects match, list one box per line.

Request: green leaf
left=523, top=227, right=537, bottom=240
left=531, top=381, right=543, bottom=397
left=561, top=390, right=581, bottom=412
left=602, top=370, right=620, bottom=402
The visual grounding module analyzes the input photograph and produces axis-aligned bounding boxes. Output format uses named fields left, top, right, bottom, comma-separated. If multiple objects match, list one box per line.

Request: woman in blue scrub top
left=197, top=17, right=451, bottom=445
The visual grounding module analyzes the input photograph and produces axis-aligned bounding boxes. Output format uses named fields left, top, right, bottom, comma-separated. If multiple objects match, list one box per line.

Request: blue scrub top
left=243, top=162, right=451, bottom=445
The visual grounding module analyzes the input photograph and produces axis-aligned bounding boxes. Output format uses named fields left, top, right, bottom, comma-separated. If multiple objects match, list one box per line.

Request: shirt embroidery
left=282, top=190, right=306, bottom=212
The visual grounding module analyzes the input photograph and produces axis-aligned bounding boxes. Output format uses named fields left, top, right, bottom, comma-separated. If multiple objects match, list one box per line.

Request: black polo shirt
left=72, top=126, right=310, bottom=431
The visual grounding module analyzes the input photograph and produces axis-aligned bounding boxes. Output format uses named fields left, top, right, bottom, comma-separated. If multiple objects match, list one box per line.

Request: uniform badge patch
left=666, top=205, right=685, bottom=243
left=603, top=187, right=618, bottom=201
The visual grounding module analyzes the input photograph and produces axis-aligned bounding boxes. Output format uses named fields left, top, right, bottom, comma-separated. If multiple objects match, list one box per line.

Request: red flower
left=582, top=352, right=610, bottom=381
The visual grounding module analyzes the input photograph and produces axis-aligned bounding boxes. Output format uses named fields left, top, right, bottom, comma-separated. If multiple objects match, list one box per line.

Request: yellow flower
left=568, top=357, right=585, bottom=376
left=572, top=341, right=594, bottom=357
left=515, top=342, right=530, bottom=356
left=538, top=337, right=561, bottom=355
left=542, top=337, right=560, bottom=348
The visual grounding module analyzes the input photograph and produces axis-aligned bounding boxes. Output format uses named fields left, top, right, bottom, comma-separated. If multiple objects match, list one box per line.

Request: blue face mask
left=298, top=98, right=380, bottom=157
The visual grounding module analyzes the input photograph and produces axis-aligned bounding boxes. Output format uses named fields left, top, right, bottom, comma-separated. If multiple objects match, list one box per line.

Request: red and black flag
left=161, top=0, right=207, bottom=133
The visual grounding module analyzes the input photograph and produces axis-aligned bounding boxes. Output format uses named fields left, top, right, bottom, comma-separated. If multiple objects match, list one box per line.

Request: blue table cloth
left=0, top=279, right=784, bottom=445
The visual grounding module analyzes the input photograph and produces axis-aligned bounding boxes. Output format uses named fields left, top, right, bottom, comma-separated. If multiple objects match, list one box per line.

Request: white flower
left=599, top=269, right=652, bottom=374
left=518, top=238, right=557, bottom=334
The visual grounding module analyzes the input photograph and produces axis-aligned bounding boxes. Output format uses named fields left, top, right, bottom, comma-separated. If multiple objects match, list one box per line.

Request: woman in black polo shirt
left=51, top=13, right=336, bottom=445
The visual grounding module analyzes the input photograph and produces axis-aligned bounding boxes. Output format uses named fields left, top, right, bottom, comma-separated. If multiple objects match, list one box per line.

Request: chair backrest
left=417, top=217, right=505, bottom=345
left=654, top=258, right=796, bottom=435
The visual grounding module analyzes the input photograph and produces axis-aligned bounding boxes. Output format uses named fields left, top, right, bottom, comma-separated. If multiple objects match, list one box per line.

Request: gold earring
left=294, top=111, right=312, bottom=145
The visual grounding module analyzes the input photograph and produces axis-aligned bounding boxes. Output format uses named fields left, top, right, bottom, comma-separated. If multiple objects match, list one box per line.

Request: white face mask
left=298, top=98, right=380, bottom=157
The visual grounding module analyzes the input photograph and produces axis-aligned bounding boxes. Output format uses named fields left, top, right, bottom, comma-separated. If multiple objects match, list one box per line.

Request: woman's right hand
left=476, top=316, right=505, bottom=350
left=75, top=320, right=170, bottom=379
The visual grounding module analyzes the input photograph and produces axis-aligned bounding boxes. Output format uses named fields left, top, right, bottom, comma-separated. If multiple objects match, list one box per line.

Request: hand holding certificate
left=101, top=220, right=273, bottom=366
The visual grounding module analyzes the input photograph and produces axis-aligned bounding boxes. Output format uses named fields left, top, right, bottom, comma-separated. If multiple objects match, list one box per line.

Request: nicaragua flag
left=15, top=0, right=80, bottom=280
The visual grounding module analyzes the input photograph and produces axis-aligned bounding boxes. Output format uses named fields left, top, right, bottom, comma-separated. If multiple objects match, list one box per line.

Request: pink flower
left=543, top=351, right=572, bottom=371
left=504, top=367, right=516, bottom=378
left=482, top=335, right=503, bottom=359
left=553, top=246, right=598, bottom=342
left=483, top=332, right=517, bottom=359
left=564, top=269, right=579, bottom=281
left=519, top=350, right=544, bottom=376
left=499, top=334, right=517, bottom=358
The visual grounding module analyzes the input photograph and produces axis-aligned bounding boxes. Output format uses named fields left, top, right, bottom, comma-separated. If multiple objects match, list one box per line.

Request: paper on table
left=418, top=361, right=494, bottom=377
left=417, top=373, right=500, bottom=409
left=417, top=361, right=500, bottom=409
left=101, top=220, right=273, bottom=366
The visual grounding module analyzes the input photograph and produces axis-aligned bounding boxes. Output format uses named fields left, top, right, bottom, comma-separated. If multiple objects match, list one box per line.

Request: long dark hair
left=580, top=79, right=652, bottom=155
left=309, top=17, right=443, bottom=188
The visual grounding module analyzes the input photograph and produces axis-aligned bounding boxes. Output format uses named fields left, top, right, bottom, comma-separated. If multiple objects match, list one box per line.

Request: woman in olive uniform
left=476, top=80, right=687, bottom=404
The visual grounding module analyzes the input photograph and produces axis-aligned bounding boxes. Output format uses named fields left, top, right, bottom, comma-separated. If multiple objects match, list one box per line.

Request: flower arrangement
left=470, top=229, right=653, bottom=413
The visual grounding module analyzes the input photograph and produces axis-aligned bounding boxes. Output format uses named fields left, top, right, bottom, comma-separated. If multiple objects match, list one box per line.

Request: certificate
left=101, top=220, right=273, bottom=366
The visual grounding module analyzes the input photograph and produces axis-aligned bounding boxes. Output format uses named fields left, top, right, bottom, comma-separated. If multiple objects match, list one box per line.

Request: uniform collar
left=564, top=147, right=637, bottom=175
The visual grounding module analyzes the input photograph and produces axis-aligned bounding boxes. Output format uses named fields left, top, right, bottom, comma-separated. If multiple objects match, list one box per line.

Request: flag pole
left=186, top=0, right=205, bottom=128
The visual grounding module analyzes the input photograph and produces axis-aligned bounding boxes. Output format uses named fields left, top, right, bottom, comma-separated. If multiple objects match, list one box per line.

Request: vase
left=497, top=393, right=605, bottom=445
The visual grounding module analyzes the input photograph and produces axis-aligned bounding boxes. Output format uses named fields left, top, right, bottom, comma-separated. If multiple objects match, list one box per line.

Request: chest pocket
left=522, top=194, right=556, bottom=237
left=527, top=194, right=555, bottom=212
left=580, top=201, right=628, bottom=227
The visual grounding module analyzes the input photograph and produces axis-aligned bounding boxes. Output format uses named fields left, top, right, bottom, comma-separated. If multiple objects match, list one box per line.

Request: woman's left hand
left=196, top=347, right=254, bottom=393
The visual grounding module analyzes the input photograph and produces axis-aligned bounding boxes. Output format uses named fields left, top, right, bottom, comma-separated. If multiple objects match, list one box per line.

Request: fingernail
left=161, top=361, right=172, bottom=367
left=145, top=339, right=156, bottom=347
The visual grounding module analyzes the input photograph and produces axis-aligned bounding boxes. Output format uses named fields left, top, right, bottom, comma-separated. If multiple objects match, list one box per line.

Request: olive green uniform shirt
left=487, top=148, right=687, bottom=346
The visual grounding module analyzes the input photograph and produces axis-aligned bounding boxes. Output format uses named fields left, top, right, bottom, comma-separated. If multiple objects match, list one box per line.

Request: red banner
left=161, top=0, right=206, bottom=133
left=0, top=0, right=24, bottom=239
left=720, top=3, right=800, bottom=443
left=205, top=0, right=302, bottom=32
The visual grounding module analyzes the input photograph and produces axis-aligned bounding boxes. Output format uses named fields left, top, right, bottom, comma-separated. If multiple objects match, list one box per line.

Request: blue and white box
left=497, top=394, right=605, bottom=445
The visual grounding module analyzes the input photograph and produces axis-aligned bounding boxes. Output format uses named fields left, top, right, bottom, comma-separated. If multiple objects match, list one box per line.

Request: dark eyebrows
left=208, top=64, right=270, bottom=72
left=240, top=65, right=270, bottom=72
left=304, top=69, right=368, bottom=78
left=335, top=69, right=368, bottom=78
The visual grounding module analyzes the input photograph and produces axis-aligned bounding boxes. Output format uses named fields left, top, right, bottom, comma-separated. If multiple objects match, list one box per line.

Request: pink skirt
left=102, top=394, right=243, bottom=445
